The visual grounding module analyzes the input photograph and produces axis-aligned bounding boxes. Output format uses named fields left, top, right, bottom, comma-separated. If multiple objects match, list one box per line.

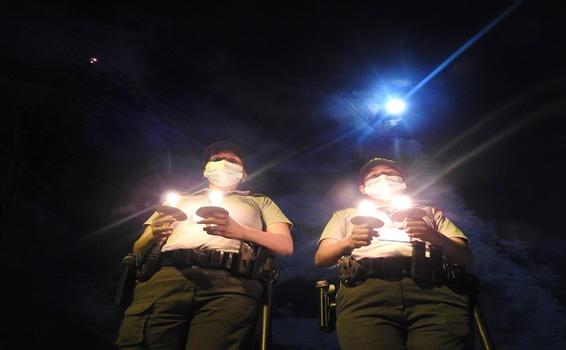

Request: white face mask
left=203, top=160, right=244, bottom=187
left=364, top=175, right=406, bottom=201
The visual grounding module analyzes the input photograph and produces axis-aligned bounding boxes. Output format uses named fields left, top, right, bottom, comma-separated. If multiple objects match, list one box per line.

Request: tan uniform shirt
left=145, top=189, right=292, bottom=253
left=319, top=206, right=468, bottom=260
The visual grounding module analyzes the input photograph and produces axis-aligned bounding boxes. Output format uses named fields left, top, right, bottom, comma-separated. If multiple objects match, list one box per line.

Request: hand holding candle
left=195, top=190, right=229, bottom=219
left=197, top=210, right=245, bottom=239
left=152, top=191, right=188, bottom=244
left=390, top=195, right=425, bottom=222
left=402, top=217, right=444, bottom=245
left=389, top=195, right=442, bottom=244
left=156, top=191, right=188, bottom=221
left=196, top=191, right=243, bottom=238
left=343, top=200, right=384, bottom=251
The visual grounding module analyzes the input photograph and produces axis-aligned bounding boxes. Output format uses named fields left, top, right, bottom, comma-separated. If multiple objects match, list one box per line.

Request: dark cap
left=358, top=157, right=402, bottom=184
left=203, top=141, right=245, bottom=166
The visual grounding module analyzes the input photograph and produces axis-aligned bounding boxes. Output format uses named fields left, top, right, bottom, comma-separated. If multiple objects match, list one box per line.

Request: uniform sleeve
left=431, top=208, right=469, bottom=244
left=318, top=210, right=349, bottom=244
left=257, top=196, right=293, bottom=230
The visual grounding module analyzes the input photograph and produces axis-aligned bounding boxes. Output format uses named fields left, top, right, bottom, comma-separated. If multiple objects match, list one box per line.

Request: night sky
left=3, top=1, right=566, bottom=349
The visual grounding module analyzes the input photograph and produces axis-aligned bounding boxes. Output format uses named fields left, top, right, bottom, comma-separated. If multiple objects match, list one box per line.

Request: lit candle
left=196, top=190, right=229, bottom=219
left=391, top=195, right=412, bottom=210
left=157, top=191, right=187, bottom=221
left=164, top=191, right=180, bottom=207
left=208, top=190, right=223, bottom=207
left=350, top=200, right=385, bottom=228
left=390, top=195, right=425, bottom=222
left=357, top=200, right=378, bottom=217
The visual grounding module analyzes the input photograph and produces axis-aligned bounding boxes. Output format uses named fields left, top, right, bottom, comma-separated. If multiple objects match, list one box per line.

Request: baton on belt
left=474, top=301, right=496, bottom=350
left=470, top=276, right=496, bottom=350
left=258, top=266, right=279, bottom=350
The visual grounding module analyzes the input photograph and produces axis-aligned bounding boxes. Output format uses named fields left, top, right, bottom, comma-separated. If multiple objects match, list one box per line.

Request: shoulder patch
left=237, top=196, right=261, bottom=210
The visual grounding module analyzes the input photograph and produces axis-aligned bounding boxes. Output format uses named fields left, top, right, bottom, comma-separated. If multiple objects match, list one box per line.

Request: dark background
left=2, top=1, right=566, bottom=349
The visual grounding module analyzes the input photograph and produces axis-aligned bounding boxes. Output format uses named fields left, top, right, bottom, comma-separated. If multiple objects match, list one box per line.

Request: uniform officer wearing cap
left=315, top=157, right=473, bottom=350
left=117, top=141, right=293, bottom=350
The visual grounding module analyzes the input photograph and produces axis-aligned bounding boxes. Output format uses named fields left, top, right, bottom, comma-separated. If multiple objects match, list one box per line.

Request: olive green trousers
left=336, top=277, right=473, bottom=350
left=116, top=266, right=263, bottom=350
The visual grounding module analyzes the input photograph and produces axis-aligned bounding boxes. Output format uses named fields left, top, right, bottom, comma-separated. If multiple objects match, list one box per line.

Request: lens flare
left=164, top=192, right=180, bottom=207
left=208, top=190, right=223, bottom=206
left=391, top=195, right=412, bottom=209
left=357, top=200, right=377, bottom=217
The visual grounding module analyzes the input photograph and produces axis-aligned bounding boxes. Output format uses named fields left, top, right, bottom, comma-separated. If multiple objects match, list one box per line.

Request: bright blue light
left=385, top=98, right=407, bottom=115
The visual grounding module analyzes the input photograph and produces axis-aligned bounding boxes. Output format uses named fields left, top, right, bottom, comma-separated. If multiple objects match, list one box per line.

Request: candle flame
left=391, top=195, right=412, bottom=210
left=357, top=200, right=377, bottom=217
left=209, top=190, right=223, bottom=206
left=164, top=192, right=180, bottom=207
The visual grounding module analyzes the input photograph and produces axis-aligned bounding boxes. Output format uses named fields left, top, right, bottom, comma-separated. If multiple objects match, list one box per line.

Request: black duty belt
left=360, top=257, right=413, bottom=278
left=160, top=248, right=275, bottom=281
left=162, top=249, right=237, bottom=270
left=337, top=255, right=451, bottom=286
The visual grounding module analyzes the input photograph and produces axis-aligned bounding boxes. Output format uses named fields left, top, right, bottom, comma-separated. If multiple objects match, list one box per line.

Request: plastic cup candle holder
left=157, top=191, right=188, bottom=221
left=350, top=200, right=385, bottom=228
left=196, top=190, right=229, bottom=218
